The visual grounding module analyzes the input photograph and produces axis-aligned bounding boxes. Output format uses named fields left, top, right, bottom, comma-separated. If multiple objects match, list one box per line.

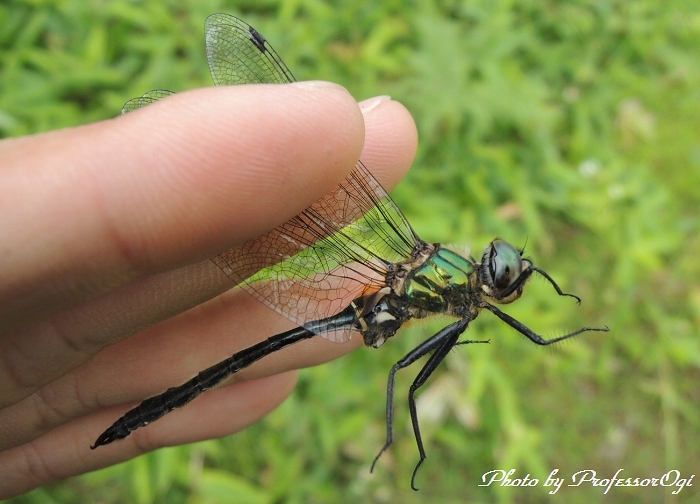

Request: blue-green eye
left=490, top=240, right=522, bottom=290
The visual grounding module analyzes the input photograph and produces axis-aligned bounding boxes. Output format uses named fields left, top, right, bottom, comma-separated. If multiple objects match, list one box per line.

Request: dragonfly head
left=479, top=239, right=533, bottom=304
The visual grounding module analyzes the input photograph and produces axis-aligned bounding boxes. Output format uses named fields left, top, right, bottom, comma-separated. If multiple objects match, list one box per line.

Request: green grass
left=3, top=0, right=700, bottom=502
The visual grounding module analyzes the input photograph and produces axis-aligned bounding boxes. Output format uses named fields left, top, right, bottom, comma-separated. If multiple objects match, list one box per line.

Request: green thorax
left=403, top=246, right=478, bottom=316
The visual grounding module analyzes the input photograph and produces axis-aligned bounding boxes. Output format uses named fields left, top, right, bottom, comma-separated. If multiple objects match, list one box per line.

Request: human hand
left=0, top=82, right=417, bottom=498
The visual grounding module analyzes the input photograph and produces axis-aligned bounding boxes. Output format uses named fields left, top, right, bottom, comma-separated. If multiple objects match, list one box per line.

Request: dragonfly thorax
left=401, top=245, right=480, bottom=319
left=349, top=239, right=482, bottom=349
left=351, top=240, right=536, bottom=348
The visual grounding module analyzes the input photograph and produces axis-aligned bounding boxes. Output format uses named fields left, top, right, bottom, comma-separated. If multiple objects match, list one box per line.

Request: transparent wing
left=205, top=14, right=295, bottom=85
left=122, top=90, right=176, bottom=114
left=213, top=160, right=419, bottom=341
left=123, top=14, right=421, bottom=342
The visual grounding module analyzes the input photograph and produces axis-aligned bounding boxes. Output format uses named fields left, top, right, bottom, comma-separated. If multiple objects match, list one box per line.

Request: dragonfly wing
left=123, top=14, right=420, bottom=342
left=214, top=160, right=419, bottom=342
left=122, top=90, right=176, bottom=114
left=205, top=13, right=295, bottom=85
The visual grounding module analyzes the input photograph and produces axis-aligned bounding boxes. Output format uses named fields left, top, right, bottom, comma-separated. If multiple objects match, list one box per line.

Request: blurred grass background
left=3, top=0, right=700, bottom=502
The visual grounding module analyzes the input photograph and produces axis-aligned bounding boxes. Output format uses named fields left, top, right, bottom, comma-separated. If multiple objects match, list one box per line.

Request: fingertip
left=288, top=80, right=366, bottom=170
left=358, top=96, right=418, bottom=191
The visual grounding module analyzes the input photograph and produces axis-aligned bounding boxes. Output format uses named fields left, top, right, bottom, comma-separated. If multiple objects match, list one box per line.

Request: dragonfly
left=91, top=13, right=609, bottom=490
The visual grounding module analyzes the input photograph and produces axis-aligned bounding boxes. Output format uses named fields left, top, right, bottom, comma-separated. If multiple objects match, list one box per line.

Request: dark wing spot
left=249, top=27, right=267, bottom=53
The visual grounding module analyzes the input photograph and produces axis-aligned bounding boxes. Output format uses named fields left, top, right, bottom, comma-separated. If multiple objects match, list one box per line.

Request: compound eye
left=490, top=240, right=522, bottom=290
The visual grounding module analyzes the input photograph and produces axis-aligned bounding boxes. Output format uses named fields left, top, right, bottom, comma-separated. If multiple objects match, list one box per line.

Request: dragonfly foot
left=370, top=443, right=391, bottom=474
left=411, top=456, right=426, bottom=491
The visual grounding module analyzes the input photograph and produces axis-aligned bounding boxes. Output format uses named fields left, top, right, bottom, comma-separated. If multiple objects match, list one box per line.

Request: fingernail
left=359, top=95, right=392, bottom=114
left=291, top=80, right=345, bottom=91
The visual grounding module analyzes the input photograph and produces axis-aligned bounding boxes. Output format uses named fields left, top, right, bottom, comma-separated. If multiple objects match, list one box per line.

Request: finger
left=0, top=96, right=418, bottom=449
left=0, top=81, right=364, bottom=329
left=0, top=371, right=298, bottom=499
left=0, top=82, right=364, bottom=405
left=358, top=94, right=417, bottom=188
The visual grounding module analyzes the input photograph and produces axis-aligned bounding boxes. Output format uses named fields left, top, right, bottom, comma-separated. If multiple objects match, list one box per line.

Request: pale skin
left=0, top=81, right=418, bottom=498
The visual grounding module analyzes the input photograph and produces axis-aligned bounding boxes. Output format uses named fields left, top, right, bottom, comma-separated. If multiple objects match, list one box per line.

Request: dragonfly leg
left=482, top=302, right=610, bottom=345
left=370, top=317, right=472, bottom=485
left=406, top=338, right=489, bottom=489
left=531, top=266, right=582, bottom=304
left=406, top=330, right=464, bottom=490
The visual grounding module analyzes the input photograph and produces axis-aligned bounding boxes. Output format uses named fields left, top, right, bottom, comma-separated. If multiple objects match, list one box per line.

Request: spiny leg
left=455, top=339, right=490, bottom=347
left=406, top=329, right=462, bottom=490
left=482, top=302, right=610, bottom=345
left=405, top=337, right=489, bottom=490
left=370, top=318, right=473, bottom=481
